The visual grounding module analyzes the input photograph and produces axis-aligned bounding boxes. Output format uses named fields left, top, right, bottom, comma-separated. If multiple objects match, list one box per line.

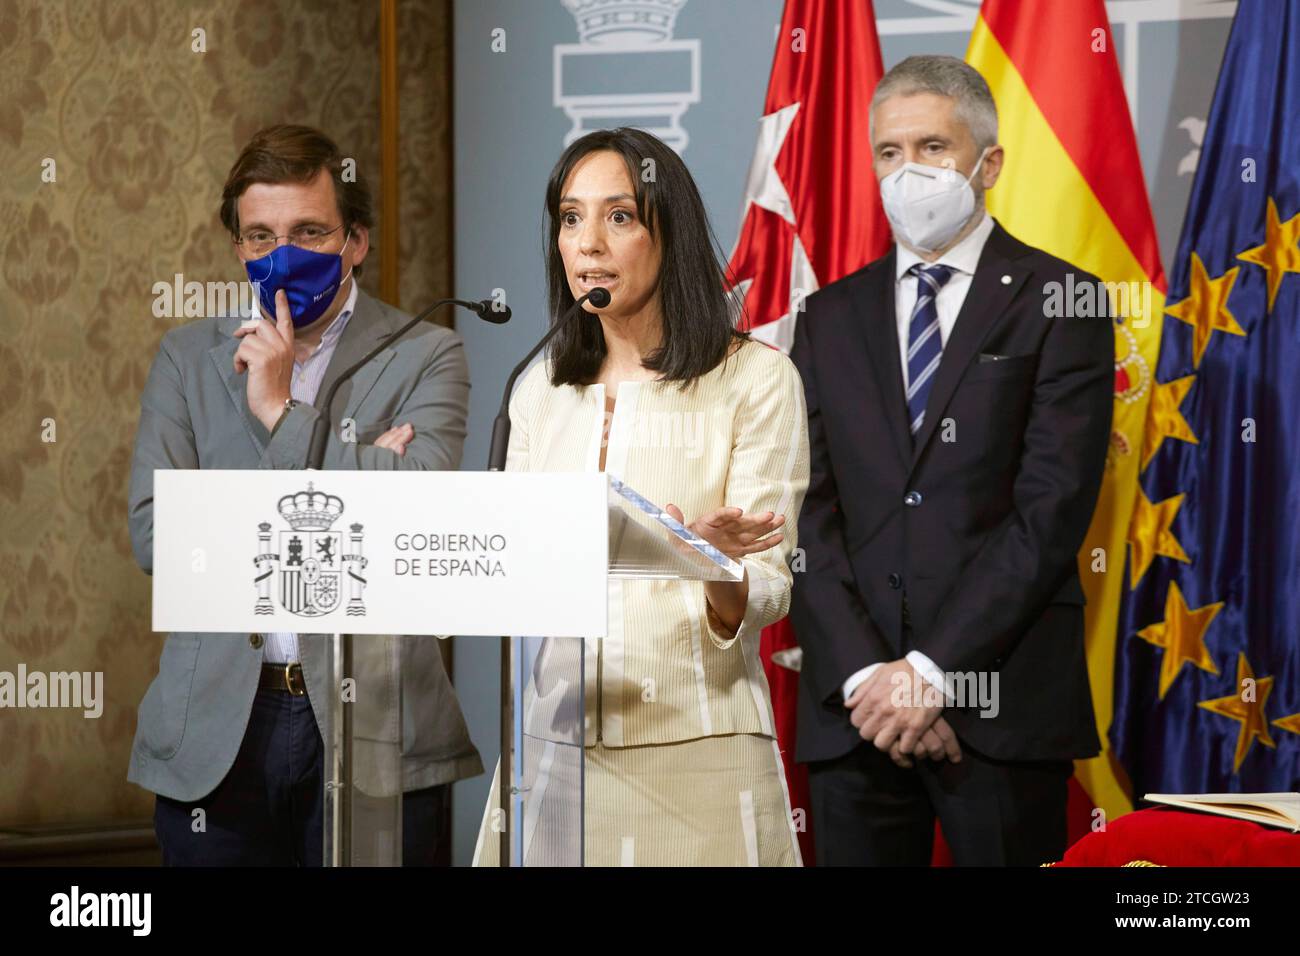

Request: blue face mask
left=244, top=233, right=352, bottom=329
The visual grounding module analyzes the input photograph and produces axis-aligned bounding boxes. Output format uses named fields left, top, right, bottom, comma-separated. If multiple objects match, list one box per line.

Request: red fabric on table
left=1056, top=807, right=1300, bottom=866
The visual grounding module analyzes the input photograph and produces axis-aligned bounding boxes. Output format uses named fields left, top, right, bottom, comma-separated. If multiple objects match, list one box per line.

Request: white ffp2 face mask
left=879, top=148, right=989, bottom=254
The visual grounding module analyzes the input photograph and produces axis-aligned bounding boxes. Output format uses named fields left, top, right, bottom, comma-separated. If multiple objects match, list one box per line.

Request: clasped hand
left=845, top=659, right=963, bottom=768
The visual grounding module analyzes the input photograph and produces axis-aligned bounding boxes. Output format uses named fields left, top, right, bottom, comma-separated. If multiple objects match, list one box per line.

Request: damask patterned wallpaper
left=0, top=0, right=452, bottom=826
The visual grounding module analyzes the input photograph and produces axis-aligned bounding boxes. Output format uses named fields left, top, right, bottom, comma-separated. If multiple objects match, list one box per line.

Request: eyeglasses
left=235, top=223, right=347, bottom=258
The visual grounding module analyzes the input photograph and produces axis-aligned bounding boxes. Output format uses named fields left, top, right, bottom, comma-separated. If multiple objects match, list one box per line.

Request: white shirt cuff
left=843, top=653, right=948, bottom=702
left=842, top=663, right=883, bottom=701
left=905, top=650, right=949, bottom=698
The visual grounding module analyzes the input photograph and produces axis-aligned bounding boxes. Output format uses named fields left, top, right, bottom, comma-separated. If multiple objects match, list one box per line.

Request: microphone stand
left=488, top=288, right=607, bottom=471
left=307, top=294, right=506, bottom=866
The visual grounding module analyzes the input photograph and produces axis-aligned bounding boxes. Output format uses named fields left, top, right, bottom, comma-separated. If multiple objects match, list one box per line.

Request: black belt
left=259, top=662, right=307, bottom=696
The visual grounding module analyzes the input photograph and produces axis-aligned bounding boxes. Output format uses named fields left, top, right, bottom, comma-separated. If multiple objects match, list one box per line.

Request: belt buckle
left=285, top=663, right=306, bottom=697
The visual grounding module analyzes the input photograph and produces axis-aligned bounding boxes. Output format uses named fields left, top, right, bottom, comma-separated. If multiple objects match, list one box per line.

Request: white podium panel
left=152, top=470, right=609, bottom=638
left=151, top=469, right=742, bottom=865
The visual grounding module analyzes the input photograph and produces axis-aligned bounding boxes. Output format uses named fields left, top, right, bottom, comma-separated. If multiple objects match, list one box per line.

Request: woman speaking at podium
left=474, top=128, right=809, bottom=866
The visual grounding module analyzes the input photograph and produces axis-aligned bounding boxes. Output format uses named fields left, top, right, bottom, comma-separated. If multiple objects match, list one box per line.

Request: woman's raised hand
left=664, top=504, right=785, bottom=561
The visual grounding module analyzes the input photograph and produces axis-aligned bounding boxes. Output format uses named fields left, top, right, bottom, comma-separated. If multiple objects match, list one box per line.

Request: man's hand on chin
left=234, top=289, right=296, bottom=431
left=845, top=659, right=959, bottom=768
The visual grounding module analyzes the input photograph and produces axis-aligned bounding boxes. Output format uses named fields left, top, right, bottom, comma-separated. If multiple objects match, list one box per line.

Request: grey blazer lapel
left=209, top=314, right=269, bottom=454
left=314, top=288, right=400, bottom=427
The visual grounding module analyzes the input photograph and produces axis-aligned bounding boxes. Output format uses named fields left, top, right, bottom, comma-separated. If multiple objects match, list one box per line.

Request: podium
left=151, top=470, right=740, bottom=866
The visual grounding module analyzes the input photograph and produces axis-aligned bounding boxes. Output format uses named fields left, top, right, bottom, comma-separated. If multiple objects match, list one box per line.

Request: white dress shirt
left=841, top=212, right=995, bottom=703
left=264, top=278, right=359, bottom=664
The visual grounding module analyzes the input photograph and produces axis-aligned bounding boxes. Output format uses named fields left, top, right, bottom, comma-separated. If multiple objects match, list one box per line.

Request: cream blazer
left=509, top=339, right=810, bottom=748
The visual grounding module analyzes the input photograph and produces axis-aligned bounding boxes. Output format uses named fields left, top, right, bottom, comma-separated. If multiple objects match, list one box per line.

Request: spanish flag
left=967, top=0, right=1168, bottom=825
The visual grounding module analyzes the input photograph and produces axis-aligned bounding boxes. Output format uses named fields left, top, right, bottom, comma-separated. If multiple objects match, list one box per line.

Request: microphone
left=468, top=298, right=512, bottom=324
left=306, top=296, right=509, bottom=470
left=487, top=287, right=610, bottom=471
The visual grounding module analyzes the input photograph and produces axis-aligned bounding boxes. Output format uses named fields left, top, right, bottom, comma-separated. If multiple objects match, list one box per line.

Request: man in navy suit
left=790, top=55, right=1113, bottom=866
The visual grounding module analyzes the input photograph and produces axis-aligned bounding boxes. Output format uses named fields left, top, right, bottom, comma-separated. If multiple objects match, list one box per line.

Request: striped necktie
left=905, top=263, right=955, bottom=439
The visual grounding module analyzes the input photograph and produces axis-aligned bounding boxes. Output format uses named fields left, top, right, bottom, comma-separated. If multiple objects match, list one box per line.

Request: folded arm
left=258, top=331, right=470, bottom=472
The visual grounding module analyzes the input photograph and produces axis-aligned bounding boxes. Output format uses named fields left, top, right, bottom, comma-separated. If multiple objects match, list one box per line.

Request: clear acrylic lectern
left=323, top=475, right=742, bottom=866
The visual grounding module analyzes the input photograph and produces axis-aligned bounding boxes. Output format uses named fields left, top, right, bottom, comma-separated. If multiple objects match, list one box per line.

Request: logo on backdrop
left=253, top=483, right=368, bottom=618
left=555, top=0, right=700, bottom=152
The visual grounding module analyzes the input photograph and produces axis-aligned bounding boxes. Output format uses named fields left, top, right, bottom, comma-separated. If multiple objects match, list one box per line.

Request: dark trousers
left=154, top=689, right=450, bottom=866
left=807, top=737, right=1072, bottom=866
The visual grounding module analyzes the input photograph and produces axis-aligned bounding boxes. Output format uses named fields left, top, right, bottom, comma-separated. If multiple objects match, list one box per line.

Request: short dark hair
left=871, top=55, right=998, bottom=150
left=543, top=127, right=744, bottom=387
left=219, top=124, right=374, bottom=240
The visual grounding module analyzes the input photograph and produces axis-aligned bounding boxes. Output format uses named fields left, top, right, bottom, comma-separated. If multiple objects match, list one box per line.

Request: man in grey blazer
left=127, top=124, right=482, bottom=865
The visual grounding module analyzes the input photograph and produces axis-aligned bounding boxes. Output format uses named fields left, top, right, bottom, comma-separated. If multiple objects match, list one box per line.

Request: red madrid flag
left=726, top=0, right=891, bottom=863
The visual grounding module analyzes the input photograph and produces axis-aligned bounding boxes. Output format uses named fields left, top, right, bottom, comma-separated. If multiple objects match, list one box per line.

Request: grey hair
left=870, top=55, right=998, bottom=151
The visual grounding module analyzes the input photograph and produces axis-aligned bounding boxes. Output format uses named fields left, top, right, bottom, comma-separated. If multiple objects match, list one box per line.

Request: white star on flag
left=729, top=102, right=819, bottom=354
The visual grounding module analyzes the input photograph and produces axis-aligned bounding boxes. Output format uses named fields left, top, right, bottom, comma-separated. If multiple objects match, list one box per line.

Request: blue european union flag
left=1112, top=0, right=1300, bottom=795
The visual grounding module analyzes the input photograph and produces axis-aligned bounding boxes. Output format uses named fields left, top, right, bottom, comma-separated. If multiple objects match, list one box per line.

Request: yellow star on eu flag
left=1273, top=711, right=1300, bottom=738
left=1141, top=374, right=1198, bottom=471
left=1199, top=653, right=1276, bottom=773
left=1127, top=488, right=1191, bottom=587
left=1137, top=580, right=1221, bottom=699
left=1237, top=197, right=1300, bottom=312
left=1164, top=252, right=1246, bottom=367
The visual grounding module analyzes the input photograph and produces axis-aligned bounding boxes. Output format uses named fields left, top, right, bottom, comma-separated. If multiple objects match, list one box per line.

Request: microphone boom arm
left=487, top=288, right=606, bottom=471
left=305, top=297, right=491, bottom=470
